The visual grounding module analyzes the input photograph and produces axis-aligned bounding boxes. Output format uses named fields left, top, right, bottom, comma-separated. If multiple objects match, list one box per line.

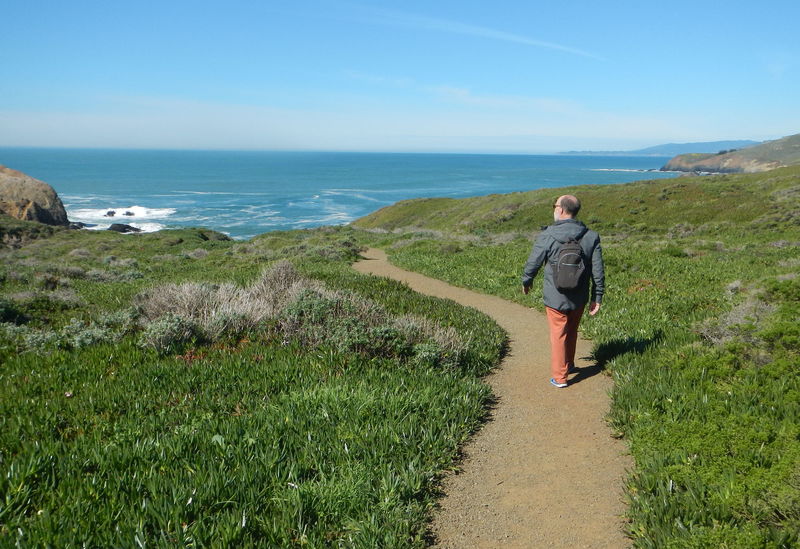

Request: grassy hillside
left=354, top=166, right=800, bottom=547
left=355, top=166, right=800, bottom=236
left=0, top=222, right=505, bottom=546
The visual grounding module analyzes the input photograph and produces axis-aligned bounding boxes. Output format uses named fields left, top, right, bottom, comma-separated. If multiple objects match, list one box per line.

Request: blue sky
left=1, top=0, right=798, bottom=153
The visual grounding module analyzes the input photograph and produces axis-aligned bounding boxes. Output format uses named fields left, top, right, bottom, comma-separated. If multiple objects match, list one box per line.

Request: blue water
left=0, top=148, right=677, bottom=239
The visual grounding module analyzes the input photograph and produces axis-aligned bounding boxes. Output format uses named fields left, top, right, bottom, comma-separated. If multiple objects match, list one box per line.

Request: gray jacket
left=521, top=218, right=604, bottom=312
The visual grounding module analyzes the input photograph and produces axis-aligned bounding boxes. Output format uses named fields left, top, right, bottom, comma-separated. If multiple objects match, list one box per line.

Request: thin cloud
left=431, top=85, right=579, bottom=113
left=357, top=6, right=604, bottom=61
left=343, top=72, right=580, bottom=114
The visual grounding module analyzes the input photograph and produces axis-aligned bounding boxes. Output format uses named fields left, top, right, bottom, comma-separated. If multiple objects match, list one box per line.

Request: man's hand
left=522, top=285, right=530, bottom=295
left=588, top=301, right=601, bottom=316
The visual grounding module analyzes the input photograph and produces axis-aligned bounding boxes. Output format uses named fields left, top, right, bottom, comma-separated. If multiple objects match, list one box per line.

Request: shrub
left=0, top=322, right=28, bottom=349
left=246, top=260, right=313, bottom=317
left=139, top=313, right=199, bottom=354
left=23, top=327, right=62, bottom=351
left=412, top=342, right=443, bottom=367
left=60, top=318, right=114, bottom=349
left=135, top=261, right=313, bottom=342
left=279, top=288, right=466, bottom=365
left=96, top=308, right=139, bottom=335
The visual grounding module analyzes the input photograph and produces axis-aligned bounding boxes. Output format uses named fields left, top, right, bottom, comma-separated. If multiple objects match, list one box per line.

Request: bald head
left=555, top=195, right=581, bottom=219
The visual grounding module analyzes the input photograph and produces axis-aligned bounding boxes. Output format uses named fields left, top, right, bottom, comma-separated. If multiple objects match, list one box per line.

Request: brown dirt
left=353, top=248, right=632, bottom=548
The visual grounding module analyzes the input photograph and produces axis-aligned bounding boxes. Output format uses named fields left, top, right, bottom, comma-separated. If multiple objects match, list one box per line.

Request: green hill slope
left=354, top=166, right=800, bottom=547
left=354, top=165, right=800, bottom=235
left=663, top=132, right=800, bottom=173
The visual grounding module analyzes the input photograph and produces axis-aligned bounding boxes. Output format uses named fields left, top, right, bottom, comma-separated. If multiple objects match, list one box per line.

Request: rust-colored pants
left=545, top=305, right=585, bottom=384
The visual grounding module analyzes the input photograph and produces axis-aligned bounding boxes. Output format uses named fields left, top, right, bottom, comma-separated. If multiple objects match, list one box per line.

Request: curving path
left=353, top=248, right=631, bottom=548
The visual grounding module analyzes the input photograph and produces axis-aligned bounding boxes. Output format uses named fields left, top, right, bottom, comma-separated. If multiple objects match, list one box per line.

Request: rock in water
left=0, top=165, right=69, bottom=226
left=108, top=223, right=142, bottom=233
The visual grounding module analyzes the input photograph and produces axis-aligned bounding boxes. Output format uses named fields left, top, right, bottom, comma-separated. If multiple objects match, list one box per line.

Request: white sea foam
left=68, top=205, right=177, bottom=222
left=174, top=191, right=270, bottom=196
left=82, top=222, right=166, bottom=233
left=588, top=168, right=658, bottom=173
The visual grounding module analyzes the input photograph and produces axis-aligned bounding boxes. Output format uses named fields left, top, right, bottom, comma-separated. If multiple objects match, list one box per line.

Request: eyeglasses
left=552, top=202, right=561, bottom=209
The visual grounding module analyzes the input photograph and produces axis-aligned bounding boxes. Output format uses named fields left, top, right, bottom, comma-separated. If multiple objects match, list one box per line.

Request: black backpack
left=553, top=231, right=587, bottom=290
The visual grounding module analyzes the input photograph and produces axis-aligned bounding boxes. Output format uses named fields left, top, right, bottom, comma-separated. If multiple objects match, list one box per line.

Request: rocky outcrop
left=0, top=166, right=69, bottom=226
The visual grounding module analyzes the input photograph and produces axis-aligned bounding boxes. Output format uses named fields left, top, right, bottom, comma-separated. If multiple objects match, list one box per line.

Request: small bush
left=136, top=261, right=315, bottom=341
left=0, top=322, right=28, bottom=347
left=412, top=342, right=443, bottom=368
left=22, top=327, right=62, bottom=350
left=60, top=318, right=113, bottom=349
left=139, top=314, right=199, bottom=354
left=96, top=308, right=139, bottom=335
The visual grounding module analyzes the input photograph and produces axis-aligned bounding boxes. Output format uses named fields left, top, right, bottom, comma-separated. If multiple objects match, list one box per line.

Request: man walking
left=521, top=195, right=604, bottom=388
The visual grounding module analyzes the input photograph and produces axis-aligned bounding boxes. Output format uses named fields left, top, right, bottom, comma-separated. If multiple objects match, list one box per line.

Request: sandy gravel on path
left=353, top=248, right=632, bottom=548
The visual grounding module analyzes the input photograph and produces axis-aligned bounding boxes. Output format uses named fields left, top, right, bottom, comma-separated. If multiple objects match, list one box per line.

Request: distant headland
left=661, top=133, right=800, bottom=173
left=559, top=140, right=761, bottom=157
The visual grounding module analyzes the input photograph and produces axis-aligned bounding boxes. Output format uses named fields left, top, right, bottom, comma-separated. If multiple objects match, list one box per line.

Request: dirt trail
left=353, top=248, right=632, bottom=548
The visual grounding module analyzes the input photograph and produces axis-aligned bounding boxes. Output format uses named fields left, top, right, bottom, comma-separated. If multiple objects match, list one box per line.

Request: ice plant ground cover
left=354, top=166, right=800, bottom=547
left=0, top=225, right=503, bottom=546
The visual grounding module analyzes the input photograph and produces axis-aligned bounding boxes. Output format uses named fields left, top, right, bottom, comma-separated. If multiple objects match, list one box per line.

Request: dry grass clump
left=103, top=256, right=138, bottom=268
left=9, top=288, right=84, bottom=310
left=135, top=260, right=315, bottom=345
left=68, top=248, right=92, bottom=258
left=55, top=266, right=88, bottom=279
left=86, top=269, right=114, bottom=282
left=185, top=248, right=208, bottom=259
left=151, top=254, right=181, bottom=262
left=135, top=260, right=467, bottom=363
left=696, top=292, right=775, bottom=346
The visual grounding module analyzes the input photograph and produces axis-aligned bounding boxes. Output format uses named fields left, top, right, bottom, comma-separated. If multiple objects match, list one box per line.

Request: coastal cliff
left=662, top=133, right=800, bottom=173
left=0, top=165, right=69, bottom=226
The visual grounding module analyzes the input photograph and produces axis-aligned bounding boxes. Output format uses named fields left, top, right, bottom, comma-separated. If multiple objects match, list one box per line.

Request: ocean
left=0, top=148, right=677, bottom=240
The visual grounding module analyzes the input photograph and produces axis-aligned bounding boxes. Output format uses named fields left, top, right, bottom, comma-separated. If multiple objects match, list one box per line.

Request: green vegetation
left=0, top=220, right=504, bottom=546
left=2, top=163, right=798, bottom=547
left=354, top=166, right=800, bottom=547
